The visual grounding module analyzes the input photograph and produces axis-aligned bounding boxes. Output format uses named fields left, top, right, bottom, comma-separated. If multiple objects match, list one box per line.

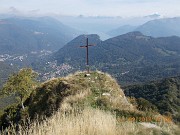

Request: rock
left=102, top=93, right=111, bottom=96
left=140, top=122, right=161, bottom=129
left=84, top=74, right=91, bottom=77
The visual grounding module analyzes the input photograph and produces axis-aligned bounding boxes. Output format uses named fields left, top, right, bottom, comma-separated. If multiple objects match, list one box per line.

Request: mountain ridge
left=107, top=17, right=180, bottom=38
left=136, top=17, right=180, bottom=37
left=47, top=32, right=180, bottom=85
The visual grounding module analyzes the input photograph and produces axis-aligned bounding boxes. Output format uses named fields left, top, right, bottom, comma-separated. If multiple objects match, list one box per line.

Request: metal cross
left=80, top=37, right=95, bottom=73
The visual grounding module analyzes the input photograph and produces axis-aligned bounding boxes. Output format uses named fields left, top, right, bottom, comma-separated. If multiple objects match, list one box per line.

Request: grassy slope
left=27, top=71, right=134, bottom=119
left=1, top=71, right=180, bottom=135
left=2, top=107, right=180, bottom=135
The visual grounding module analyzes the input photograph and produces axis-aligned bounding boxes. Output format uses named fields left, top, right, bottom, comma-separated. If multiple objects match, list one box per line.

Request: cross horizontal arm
left=80, top=46, right=87, bottom=48
left=79, top=44, right=95, bottom=48
left=88, top=44, right=95, bottom=46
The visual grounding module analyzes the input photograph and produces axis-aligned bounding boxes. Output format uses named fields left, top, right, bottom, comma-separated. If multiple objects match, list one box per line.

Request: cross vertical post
left=80, top=37, right=95, bottom=74
left=86, top=38, right=89, bottom=70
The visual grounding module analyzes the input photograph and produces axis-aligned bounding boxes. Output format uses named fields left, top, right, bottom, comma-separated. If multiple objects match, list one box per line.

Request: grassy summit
left=1, top=71, right=179, bottom=135
left=27, top=71, right=133, bottom=119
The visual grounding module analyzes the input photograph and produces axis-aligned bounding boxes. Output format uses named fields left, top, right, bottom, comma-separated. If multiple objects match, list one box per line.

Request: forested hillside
left=124, top=76, right=180, bottom=122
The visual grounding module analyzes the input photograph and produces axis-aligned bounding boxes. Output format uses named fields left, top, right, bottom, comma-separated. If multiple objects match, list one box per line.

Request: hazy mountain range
left=1, top=16, right=180, bottom=55
left=55, top=14, right=161, bottom=39
left=0, top=15, right=180, bottom=86
left=0, top=16, right=80, bottom=54
left=136, top=17, right=180, bottom=37
left=108, top=17, right=180, bottom=38
left=107, top=25, right=138, bottom=37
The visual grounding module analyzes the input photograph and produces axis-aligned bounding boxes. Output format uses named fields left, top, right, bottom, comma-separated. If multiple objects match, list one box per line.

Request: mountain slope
left=53, top=34, right=101, bottom=66
left=107, top=25, right=137, bottom=37
left=124, top=76, right=180, bottom=122
left=0, top=17, right=80, bottom=54
left=50, top=32, right=180, bottom=85
left=136, top=17, right=180, bottom=37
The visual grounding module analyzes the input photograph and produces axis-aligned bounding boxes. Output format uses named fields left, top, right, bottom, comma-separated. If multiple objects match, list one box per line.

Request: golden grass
left=1, top=107, right=179, bottom=135
left=1, top=71, right=179, bottom=135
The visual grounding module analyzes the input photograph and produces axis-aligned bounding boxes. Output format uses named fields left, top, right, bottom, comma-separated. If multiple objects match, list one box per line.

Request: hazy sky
left=0, top=0, right=180, bottom=17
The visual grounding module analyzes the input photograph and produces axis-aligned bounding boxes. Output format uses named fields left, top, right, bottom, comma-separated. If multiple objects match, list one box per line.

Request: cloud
left=9, top=6, right=19, bottom=12
left=0, top=0, right=180, bottom=17
left=29, top=9, right=40, bottom=14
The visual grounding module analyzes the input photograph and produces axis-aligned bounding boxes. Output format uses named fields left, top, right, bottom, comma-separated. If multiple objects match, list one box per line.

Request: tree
left=1, top=68, right=38, bottom=109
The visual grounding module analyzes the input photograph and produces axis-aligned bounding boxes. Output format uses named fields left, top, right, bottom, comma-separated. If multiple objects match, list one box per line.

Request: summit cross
left=80, top=37, right=95, bottom=73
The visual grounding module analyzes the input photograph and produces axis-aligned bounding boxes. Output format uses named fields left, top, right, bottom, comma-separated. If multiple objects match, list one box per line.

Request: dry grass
left=1, top=71, right=179, bottom=135
left=1, top=107, right=179, bottom=135
left=60, top=88, right=91, bottom=112
left=61, top=71, right=133, bottom=111
left=1, top=108, right=117, bottom=135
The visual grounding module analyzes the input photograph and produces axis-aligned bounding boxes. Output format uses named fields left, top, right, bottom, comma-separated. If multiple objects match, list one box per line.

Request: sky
left=0, top=0, right=180, bottom=17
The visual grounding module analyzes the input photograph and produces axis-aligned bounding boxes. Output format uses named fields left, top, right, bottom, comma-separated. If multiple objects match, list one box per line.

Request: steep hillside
left=136, top=17, right=180, bottom=37
left=49, top=32, right=180, bottom=85
left=124, top=76, right=180, bottom=122
left=0, top=17, right=80, bottom=54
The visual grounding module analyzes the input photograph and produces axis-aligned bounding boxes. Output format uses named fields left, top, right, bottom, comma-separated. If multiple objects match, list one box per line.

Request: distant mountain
left=107, top=25, right=137, bottom=37
left=144, top=13, right=161, bottom=18
left=56, top=15, right=157, bottom=40
left=0, top=17, right=80, bottom=54
left=136, top=17, right=180, bottom=37
left=124, top=76, right=180, bottom=122
left=107, top=17, right=180, bottom=38
left=49, top=32, right=180, bottom=85
left=53, top=34, right=101, bottom=66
